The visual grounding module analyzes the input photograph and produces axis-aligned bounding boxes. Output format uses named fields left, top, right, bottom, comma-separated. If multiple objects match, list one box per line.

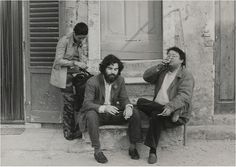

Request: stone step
left=82, top=124, right=185, bottom=150
left=81, top=123, right=235, bottom=150
left=212, top=114, right=235, bottom=125
left=44, top=124, right=235, bottom=153
left=126, top=83, right=154, bottom=97
left=79, top=124, right=235, bottom=152
left=2, top=123, right=235, bottom=154
left=122, top=60, right=161, bottom=78
left=187, top=125, right=235, bottom=140
left=189, top=114, right=236, bottom=126
left=38, top=113, right=235, bottom=152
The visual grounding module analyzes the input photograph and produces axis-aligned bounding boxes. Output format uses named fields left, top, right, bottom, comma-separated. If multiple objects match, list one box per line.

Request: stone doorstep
left=81, top=123, right=236, bottom=151
left=1, top=123, right=235, bottom=153
left=82, top=123, right=185, bottom=150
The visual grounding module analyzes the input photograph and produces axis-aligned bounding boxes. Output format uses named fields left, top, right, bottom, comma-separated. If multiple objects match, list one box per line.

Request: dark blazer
left=143, top=64, right=195, bottom=123
left=78, top=73, right=130, bottom=132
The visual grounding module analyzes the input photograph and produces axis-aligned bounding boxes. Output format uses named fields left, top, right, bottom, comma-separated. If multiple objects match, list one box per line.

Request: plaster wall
left=163, top=1, right=215, bottom=124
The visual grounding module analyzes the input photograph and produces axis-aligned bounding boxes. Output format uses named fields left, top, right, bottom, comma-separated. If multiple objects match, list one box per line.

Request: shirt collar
left=67, top=33, right=84, bottom=47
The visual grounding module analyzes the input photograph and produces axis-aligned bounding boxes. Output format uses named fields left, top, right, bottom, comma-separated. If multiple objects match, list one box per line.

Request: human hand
left=104, top=105, right=119, bottom=116
left=74, top=61, right=87, bottom=69
left=161, top=55, right=172, bottom=66
left=123, top=106, right=133, bottom=120
left=157, top=106, right=172, bottom=116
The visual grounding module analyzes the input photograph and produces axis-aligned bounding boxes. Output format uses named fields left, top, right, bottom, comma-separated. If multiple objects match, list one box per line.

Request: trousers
left=137, top=98, right=183, bottom=149
left=60, top=73, right=82, bottom=140
left=86, top=109, right=142, bottom=149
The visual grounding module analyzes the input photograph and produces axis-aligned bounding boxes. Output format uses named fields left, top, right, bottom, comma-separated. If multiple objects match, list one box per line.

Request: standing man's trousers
left=86, top=109, right=142, bottom=149
left=137, top=98, right=183, bottom=149
left=60, top=74, right=81, bottom=140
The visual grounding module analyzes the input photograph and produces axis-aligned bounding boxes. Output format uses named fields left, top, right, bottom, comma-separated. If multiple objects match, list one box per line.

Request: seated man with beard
left=78, top=54, right=142, bottom=163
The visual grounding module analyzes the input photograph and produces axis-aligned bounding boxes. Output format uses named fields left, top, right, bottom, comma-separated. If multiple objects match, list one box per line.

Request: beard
left=104, top=73, right=118, bottom=83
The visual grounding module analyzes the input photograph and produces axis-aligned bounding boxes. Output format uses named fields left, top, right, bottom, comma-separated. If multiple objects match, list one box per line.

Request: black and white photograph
left=0, top=0, right=235, bottom=166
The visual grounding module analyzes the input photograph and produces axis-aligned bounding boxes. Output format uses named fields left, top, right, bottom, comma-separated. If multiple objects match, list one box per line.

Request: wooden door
left=215, top=1, right=235, bottom=113
left=0, top=1, right=24, bottom=123
left=25, top=0, right=62, bottom=123
left=101, top=1, right=162, bottom=60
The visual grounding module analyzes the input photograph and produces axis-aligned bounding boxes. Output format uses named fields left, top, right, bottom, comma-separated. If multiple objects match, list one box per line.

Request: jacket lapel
left=154, top=71, right=167, bottom=100
left=111, top=80, right=119, bottom=101
left=98, top=74, right=105, bottom=100
left=168, top=68, right=183, bottom=92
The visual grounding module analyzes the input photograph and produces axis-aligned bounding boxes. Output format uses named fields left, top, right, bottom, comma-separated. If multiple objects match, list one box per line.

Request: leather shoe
left=129, top=148, right=140, bottom=160
left=148, top=153, right=157, bottom=164
left=73, top=131, right=82, bottom=139
left=94, top=152, right=108, bottom=163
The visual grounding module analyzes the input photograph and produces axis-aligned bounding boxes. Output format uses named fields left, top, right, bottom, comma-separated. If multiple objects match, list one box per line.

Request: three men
left=78, top=54, right=142, bottom=163
left=50, top=22, right=89, bottom=140
left=137, top=46, right=195, bottom=164
left=51, top=27, right=194, bottom=164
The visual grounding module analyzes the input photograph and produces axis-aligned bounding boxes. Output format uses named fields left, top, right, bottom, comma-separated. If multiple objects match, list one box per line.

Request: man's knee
left=131, top=109, right=141, bottom=120
left=86, top=110, right=99, bottom=122
left=136, top=98, right=145, bottom=106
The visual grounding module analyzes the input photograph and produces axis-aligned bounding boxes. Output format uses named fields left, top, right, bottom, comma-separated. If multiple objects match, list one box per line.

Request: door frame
left=214, top=1, right=236, bottom=114
left=1, top=1, right=24, bottom=123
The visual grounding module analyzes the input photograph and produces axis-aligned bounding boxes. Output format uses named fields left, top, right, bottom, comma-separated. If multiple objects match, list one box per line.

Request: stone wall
left=163, top=1, right=215, bottom=125
left=61, top=0, right=88, bottom=34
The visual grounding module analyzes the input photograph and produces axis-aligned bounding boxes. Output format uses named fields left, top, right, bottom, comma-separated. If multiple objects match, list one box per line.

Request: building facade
left=1, top=0, right=235, bottom=125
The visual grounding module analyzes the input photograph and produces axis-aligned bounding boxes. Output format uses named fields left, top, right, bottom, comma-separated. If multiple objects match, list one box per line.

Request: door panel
left=0, top=1, right=24, bottom=123
left=215, top=1, right=235, bottom=113
left=101, top=1, right=162, bottom=60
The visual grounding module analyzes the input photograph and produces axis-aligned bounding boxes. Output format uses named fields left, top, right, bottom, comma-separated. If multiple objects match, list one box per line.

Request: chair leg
left=183, top=124, right=187, bottom=146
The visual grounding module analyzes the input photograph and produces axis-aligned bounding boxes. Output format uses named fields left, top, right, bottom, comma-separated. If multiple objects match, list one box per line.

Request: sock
left=150, top=148, right=156, bottom=154
left=94, top=147, right=102, bottom=154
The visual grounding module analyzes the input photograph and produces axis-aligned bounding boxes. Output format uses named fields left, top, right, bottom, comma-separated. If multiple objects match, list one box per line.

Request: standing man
left=50, top=22, right=89, bottom=140
left=137, top=46, right=195, bottom=164
left=78, top=54, right=142, bottom=163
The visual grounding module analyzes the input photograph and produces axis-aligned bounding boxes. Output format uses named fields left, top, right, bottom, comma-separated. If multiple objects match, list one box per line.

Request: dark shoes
left=63, top=130, right=82, bottom=140
left=94, top=152, right=108, bottom=163
left=129, top=148, right=140, bottom=160
left=148, top=153, right=157, bottom=164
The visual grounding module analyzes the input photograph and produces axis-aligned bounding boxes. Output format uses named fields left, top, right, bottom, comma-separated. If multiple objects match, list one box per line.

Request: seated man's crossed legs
left=136, top=98, right=184, bottom=164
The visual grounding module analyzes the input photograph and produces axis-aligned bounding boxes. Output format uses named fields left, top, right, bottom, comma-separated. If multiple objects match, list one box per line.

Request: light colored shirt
left=98, top=77, right=133, bottom=113
left=155, top=68, right=179, bottom=105
left=104, top=79, right=112, bottom=105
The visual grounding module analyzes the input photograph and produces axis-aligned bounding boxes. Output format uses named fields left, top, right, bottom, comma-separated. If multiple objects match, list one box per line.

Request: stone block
left=82, top=125, right=184, bottom=150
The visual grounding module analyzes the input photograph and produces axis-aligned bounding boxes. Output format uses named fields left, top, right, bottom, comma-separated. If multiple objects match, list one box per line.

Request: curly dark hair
left=167, top=46, right=186, bottom=67
left=99, top=54, right=124, bottom=75
left=73, top=22, right=88, bottom=35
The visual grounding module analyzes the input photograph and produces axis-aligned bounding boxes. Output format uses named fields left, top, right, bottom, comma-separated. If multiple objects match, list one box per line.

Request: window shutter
left=29, top=0, right=59, bottom=67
